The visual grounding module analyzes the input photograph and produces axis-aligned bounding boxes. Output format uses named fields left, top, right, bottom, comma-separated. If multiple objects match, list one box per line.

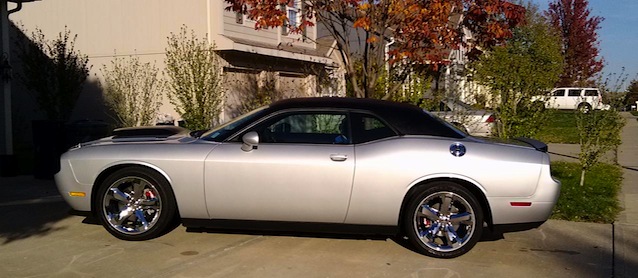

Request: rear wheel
left=96, top=167, right=178, bottom=240
left=404, top=182, right=483, bottom=258
left=578, top=103, right=592, bottom=113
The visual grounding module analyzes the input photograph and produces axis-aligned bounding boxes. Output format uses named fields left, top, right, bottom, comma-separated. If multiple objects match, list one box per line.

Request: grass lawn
left=536, top=110, right=579, bottom=144
left=550, top=161, right=622, bottom=223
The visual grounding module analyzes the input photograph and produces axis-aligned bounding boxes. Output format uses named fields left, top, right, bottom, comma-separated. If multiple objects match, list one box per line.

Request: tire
left=403, top=182, right=483, bottom=258
left=96, top=166, right=178, bottom=240
left=578, top=103, right=592, bottom=113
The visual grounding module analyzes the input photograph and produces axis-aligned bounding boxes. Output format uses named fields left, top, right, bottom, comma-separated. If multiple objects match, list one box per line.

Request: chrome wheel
left=404, top=182, right=483, bottom=258
left=102, top=176, right=162, bottom=235
left=413, top=191, right=476, bottom=252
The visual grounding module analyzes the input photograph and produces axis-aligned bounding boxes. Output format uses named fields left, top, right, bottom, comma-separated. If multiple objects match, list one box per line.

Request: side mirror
left=241, top=131, right=259, bottom=152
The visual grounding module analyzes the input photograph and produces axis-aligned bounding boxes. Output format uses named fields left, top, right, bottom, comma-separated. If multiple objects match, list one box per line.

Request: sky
left=529, top=0, right=638, bottom=90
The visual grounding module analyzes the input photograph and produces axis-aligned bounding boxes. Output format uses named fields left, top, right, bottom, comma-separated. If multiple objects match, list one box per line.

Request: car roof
left=267, top=97, right=464, bottom=139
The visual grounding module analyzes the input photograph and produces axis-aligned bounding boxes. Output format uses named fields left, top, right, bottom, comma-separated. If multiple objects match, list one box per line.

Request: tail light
left=485, top=115, right=496, bottom=123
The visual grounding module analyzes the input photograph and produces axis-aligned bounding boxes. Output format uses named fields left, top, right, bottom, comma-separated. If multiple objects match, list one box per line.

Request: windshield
left=200, top=106, right=268, bottom=142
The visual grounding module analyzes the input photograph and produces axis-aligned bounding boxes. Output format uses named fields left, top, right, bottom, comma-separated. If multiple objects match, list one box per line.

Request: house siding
left=9, top=0, right=340, bottom=127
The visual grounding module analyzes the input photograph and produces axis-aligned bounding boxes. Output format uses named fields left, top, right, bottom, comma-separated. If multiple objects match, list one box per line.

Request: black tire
left=403, top=182, right=483, bottom=258
left=96, top=166, right=178, bottom=240
left=578, top=103, right=592, bottom=113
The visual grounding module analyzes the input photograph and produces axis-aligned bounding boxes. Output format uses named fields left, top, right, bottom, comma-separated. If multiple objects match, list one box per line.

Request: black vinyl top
left=267, top=97, right=464, bottom=139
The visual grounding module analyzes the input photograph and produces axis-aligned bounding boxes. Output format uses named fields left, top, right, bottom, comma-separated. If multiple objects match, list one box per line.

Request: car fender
left=406, top=172, right=488, bottom=197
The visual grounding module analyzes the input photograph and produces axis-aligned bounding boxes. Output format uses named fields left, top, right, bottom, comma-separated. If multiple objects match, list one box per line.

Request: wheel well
left=398, top=178, right=493, bottom=230
left=91, top=164, right=167, bottom=214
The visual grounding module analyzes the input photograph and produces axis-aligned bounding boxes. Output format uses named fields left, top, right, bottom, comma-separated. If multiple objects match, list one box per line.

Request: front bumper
left=54, top=158, right=93, bottom=212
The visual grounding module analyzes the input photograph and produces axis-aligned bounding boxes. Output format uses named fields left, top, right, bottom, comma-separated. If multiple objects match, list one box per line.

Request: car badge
left=449, top=143, right=466, bottom=157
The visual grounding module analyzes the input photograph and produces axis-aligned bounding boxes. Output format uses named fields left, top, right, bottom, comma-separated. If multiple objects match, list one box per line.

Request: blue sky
left=529, top=0, right=638, bottom=89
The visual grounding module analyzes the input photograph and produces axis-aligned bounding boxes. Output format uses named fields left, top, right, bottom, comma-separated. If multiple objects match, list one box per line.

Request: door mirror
left=241, top=131, right=259, bottom=152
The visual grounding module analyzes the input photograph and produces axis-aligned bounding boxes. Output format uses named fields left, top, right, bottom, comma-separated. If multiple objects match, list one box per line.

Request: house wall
left=9, top=0, right=211, bottom=123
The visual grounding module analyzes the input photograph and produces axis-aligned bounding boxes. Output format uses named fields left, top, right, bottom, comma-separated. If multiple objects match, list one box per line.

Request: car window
left=256, top=112, right=349, bottom=144
left=584, top=90, right=599, bottom=97
left=568, top=89, right=581, bottom=97
left=351, top=113, right=396, bottom=143
left=552, top=89, right=565, bottom=97
left=200, top=106, right=268, bottom=142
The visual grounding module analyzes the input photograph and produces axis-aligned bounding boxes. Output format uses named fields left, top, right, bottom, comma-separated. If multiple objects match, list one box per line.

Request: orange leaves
left=225, top=0, right=526, bottom=67
left=353, top=17, right=371, bottom=30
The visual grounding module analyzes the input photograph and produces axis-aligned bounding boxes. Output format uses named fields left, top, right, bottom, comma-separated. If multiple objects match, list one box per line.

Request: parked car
left=55, top=97, right=560, bottom=258
left=536, top=87, right=610, bottom=112
left=428, top=99, right=495, bottom=137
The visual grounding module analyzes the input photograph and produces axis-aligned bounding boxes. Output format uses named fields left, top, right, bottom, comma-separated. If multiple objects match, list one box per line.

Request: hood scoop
left=112, top=126, right=190, bottom=140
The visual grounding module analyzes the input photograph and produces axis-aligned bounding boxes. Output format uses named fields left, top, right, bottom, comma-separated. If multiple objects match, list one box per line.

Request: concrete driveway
left=0, top=177, right=614, bottom=278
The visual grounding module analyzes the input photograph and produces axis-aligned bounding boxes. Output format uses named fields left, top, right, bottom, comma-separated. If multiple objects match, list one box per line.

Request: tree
left=547, top=0, right=604, bottom=87
left=16, top=27, right=89, bottom=121
left=576, top=109, right=624, bottom=186
left=101, top=57, right=163, bottom=127
left=225, top=0, right=525, bottom=99
left=471, top=3, right=563, bottom=139
left=165, top=26, right=225, bottom=130
left=625, top=79, right=638, bottom=108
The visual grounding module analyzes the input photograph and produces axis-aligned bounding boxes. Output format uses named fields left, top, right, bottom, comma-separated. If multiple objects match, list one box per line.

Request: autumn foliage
left=225, top=0, right=526, bottom=98
left=547, top=0, right=604, bottom=87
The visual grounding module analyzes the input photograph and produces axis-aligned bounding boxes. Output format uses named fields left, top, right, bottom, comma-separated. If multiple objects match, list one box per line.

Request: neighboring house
left=8, top=0, right=345, bottom=124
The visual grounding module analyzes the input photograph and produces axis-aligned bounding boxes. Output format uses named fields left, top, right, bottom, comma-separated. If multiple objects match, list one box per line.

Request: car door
left=550, top=89, right=565, bottom=108
left=204, top=111, right=355, bottom=223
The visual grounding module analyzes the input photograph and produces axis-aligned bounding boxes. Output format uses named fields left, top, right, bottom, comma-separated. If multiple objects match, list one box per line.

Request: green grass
left=536, top=110, right=579, bottom=144
left=631, top=111, right=638, bottom=117
left=550, top=161, right=622, bottom=223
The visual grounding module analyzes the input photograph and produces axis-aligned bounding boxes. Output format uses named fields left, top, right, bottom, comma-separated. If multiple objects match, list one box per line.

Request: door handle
left=330, top=154, right=348, bottom=161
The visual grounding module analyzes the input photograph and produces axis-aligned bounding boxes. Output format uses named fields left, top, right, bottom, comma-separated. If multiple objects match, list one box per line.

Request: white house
left=8, top=0, right=345, bottom=124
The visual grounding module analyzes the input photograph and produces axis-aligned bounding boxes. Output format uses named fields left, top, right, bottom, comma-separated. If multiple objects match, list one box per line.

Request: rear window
left=568, top=89, right=581, bottom=97
left=584, top=90, right=599, bottom=97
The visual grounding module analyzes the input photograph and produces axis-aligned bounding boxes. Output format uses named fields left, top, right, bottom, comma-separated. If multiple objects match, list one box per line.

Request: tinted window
left=552, top=89, right=565, bottom=97
left=201, top=106, right=267, bottom=142
left=584, top=90, right=599, bottom=97
left=351, top=113, right=396, bottom=143
left=568, top=89, right=581, bottom=97
left=252, top=112, right=349, bottom=144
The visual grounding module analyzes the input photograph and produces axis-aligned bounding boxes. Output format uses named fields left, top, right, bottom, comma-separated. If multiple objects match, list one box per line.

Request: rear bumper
left=489, top=163, right=561, bottom=225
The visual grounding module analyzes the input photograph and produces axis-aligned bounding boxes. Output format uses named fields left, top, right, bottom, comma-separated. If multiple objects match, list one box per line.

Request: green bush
left=550, top=161, right=622, bottom=223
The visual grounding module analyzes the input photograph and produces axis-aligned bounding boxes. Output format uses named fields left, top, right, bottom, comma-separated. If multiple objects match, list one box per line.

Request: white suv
left=540, top=87, right=609, bottom=112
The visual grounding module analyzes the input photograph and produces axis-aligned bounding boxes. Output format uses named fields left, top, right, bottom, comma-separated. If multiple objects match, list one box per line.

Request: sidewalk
left=548, top=112, right=638, bottom=277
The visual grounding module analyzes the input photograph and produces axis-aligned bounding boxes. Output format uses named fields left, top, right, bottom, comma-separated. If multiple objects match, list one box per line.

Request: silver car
left=55, top=97, right=560, bottom=258
left=429, top=99, right=496, bottom=137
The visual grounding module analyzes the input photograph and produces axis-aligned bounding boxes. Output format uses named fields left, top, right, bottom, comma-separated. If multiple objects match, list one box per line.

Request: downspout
left=8, top=1, right=22, bottom=14
left=384, top=37, right=395, bottom=96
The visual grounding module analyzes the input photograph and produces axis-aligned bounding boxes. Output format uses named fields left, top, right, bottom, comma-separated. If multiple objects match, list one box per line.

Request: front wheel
left=404, top=182, right=483, bottom=258
left=96, top=167, right=178, bottom=240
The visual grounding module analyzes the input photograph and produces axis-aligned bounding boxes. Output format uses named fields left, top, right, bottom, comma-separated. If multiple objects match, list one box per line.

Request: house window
left=288, top=5, right=299, bottom=27
left=235, top=12, right=243, bottom=24
left=282, top=0, right=302, bottom=36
